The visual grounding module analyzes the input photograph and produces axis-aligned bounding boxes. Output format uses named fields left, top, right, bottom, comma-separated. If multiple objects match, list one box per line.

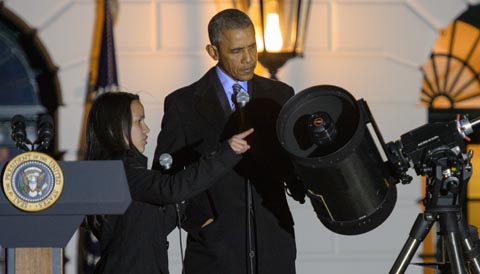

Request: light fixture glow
left=246, top=0, right=312, bottom=79
left=264, top=13, right=283, bottom=52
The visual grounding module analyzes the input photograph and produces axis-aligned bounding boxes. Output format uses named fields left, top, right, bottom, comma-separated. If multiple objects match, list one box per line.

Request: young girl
left=85, top=91, right=253, bottom=274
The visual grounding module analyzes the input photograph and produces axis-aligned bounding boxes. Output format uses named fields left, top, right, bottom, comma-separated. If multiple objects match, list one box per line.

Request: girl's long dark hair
left=84, top=91, right=140, bottom=236
left=85, top=92, right=140, bottom=160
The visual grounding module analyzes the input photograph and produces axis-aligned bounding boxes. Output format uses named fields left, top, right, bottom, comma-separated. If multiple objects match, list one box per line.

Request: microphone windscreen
left=10, top=115, right=27, bottom=143
left=37, top=114, right=54, bottom=147
left=11, top=115, right=26, bottom=127
left=38, top=114, right=54, bottom=128
left=236, top=91, right=250, bottom=108
left=159, top=153, right=173, bottom=170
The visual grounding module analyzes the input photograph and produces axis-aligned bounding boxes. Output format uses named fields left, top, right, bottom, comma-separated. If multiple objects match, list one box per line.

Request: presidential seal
left=2, top=151, right=64, bottom=212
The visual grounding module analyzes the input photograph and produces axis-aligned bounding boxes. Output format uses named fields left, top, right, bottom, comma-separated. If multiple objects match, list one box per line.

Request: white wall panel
left=283, top=54, right=421, bottom=102
left=304, top=2, right=330, bottom=51
left=58, top=60, right=89, bottom=104
left=36, top=2, right=94, bottom=65
left=5, top=0, right=71, bottom=27
left=158, top=2, right=216, bottom=51
left=336, top=3, right=434, bottom=61
left=118, top=53, right=212, bottom=102
left=368, top=102, right=427, bottom=141
left=291, top=204, right=336, bottom=254
left=414, top=0, right=471, bottom=25
left=57, top=104, right=84, bottom=160
left=56, top=61, right=89, bottom=160
left=116, top=1, right=154, bottom=51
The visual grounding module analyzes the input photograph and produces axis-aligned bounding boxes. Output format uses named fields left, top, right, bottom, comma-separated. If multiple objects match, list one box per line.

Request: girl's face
left=130, top=100, right=150, bottom=153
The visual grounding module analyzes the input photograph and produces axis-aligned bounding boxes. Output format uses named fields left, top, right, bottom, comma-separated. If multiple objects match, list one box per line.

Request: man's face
left=208, top=26, right=257, bottom=81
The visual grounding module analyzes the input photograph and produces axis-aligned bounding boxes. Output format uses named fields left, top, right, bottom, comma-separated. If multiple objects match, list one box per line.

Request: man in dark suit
left=153, top=9, right=305, bottom=274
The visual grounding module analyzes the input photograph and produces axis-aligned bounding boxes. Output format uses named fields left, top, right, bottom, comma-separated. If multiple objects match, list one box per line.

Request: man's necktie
left=232, top=83, right=242, bottom=110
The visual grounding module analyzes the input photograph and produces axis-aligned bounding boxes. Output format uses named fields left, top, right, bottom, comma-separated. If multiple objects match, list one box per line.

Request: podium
left=0, top=160, right=132, bottom=274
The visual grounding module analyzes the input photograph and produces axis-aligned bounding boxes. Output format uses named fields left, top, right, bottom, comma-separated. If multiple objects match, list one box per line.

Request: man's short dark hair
left=208, top=9, right=254, bottom=46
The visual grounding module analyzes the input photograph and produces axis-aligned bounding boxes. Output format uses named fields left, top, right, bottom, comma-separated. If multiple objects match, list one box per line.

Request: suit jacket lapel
left=248, top=74, right=262, bottom=101
left=194, top=68, right=231, bottom=133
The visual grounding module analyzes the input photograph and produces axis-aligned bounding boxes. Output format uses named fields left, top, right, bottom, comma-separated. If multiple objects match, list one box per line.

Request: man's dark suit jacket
left=153, top=67, right=301, bottom=274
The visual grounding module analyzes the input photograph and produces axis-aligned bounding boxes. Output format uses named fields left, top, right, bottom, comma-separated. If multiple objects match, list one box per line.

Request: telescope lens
left=307, top=112, right=337, bottom=145
left=277, top=85, right=397, bottom=235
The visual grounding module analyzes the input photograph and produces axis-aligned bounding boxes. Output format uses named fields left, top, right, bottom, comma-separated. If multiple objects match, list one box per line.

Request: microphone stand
left=234, top=91, right=256, bottom=274
left=175, top=202, right=186, bottom=274
left=246, top=176, right=256, bottom=274
left=159, top=154, right=186, bottom=274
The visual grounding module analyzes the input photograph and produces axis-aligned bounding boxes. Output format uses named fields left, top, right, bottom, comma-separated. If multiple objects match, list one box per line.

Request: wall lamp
left=245, top=0, right=312, bottom=80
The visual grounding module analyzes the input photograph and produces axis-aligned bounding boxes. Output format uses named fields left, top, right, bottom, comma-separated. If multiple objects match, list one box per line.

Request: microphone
left=36, top=114, right=54, bottom=151
left=11, top=115, right=31, bottom=151
left=236, top=90, right=250, bottom=108
left=235, top=90, right=250, bottom=131
left=11, top=115, right=27, bottom=144
left=159, top=153, right=173, bottom=170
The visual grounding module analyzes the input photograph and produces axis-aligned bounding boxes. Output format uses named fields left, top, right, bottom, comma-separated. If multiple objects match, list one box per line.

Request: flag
left=78, top=0, right=119, bottom=273
left=87, top=0, right=118, bottom=96
left=78, top=0, right=119, bottom=159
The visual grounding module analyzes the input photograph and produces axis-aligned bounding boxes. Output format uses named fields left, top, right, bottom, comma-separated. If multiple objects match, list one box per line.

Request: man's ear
left=206, top=44, right=219, bottom=61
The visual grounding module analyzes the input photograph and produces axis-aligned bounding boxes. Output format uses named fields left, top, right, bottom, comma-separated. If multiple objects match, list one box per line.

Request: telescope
left=277, top=85, right=480, bottom=273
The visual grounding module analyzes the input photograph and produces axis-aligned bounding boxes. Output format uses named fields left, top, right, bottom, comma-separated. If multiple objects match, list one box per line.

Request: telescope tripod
left=389, top=150, right=480, bottom=274
left=389, top=211, right=480, bottom=274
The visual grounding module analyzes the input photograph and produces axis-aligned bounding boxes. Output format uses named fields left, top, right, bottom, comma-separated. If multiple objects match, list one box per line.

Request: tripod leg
left=462, top=236, right=480, bottom=274
left=458, top=222, right=480, bottom=273
left=444, top=232, right=468, bottom=274
left=389, top=213, right=434, bottom=274
left=439, top=212, right=468, bottom=274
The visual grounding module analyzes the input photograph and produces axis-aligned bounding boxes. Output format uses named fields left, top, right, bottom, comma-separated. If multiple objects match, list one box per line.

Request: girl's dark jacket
left=92, top=142, right=241, bottom=274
